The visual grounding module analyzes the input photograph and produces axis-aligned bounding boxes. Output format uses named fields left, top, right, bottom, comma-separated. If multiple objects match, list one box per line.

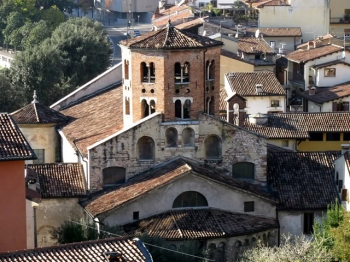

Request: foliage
left=24, top=20, right=51, bottom=48
left=3, top=11, right=25, bottom=45
left=77, top=0, right=93, bottom=15
left=34, top=0, right=74, bottom=12
left=329, top=211, right=350, bottom=261
left=212, top=8, right=221, bottom=17
left=51, top=221, right=97, bottom=244
left=0, top=72, right=25, bottom=112
left=237, top=234, right=333, bottom=262
left=40, top=5, right=65, bottom=30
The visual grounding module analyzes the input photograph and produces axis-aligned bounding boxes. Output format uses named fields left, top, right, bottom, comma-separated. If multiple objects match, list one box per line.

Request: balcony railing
left=330, top=17, right=349, bottom=24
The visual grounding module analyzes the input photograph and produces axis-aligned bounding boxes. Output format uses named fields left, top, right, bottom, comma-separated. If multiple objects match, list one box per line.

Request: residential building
left=223, top=71, right=286, bottom=115
left=0, top=113, right=36, bottom=252
left=329, top=0, right=350, bottom=37
left=0, top=49, right=14, bottom=68
left=334, top=144, right=350, bottom=211
left=0, top=237, right=153, bottom=262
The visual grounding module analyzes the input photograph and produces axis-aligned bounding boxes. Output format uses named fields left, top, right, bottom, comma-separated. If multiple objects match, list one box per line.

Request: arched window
left=124, top=59, right=129, bottom=80
left=204, top=135, right=222, bottom=160
left=141, top=99, right=149, bottom=118
left=208, top=96, right=215, bottom=115
left=175, top=100, right=182, bottom=118
left=182, top=128, right=195, bottom=147
left=102, top=167, right=126, bottom=186
left=183, top=62, right=190, bottom=82
left=172, top=191, right=208, bottom=208
left=150, top=100, right=156, bottom=114
left=149, top=62, right=155, bottom=83
left=174, top=62, right=181, bottom=83
left=166, top=128, right=178, bottom=147
left=137, top=136, right=155, bottom=160
left=125, top=97, right=130, bottom=115
left=141, top=62, right=147, bottom=82
left=184, top=99, right=191, bottom=119
left=232, top=162, right=255, bottom=180
left=209, top=60, right=215, bottom=79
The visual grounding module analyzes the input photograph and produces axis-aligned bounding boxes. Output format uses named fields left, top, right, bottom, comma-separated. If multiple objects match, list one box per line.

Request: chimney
left=341, top=144, right=350, bottom=155
left=255, top=84, right=263, bottom=94
left=307, top=41, right=314, bottom=50
left=308, top=86, right=316, bottom=95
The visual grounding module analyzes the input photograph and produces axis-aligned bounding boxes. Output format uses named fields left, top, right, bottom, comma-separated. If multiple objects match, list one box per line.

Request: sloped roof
left=0, top=237, right=151, bottom=262
left=11, top=103, right=67, bottom=124
left=221, top=49, right=254, bottom=65
left=175, top=17, right=205, bottom=30
left=298, top=81, right=350, bottom=104
left=153, top=10, right=194, bottom=28
left=27, top=163, right=86, bottom=198
left=0, top=113, right=36, bottom=161
left=245, top=27, right=302, bottom=37
left=81, top=157, right=276, bottom=217
left=59, top=85, right=123, bottom=157
left=286, top=45, right=343, bottom=63
left=312, top=60, right=350, bottom=69
left=268, top=151, right=340, bottom=210
left=123, top=208, right=279, bottom=240
left=120, top=22, right=223, bottom=50
left=225, top=71, right=286, bottom=96
left=243, top=112, right=350, bottom=139
left=238, top=37, right=276, bottom=54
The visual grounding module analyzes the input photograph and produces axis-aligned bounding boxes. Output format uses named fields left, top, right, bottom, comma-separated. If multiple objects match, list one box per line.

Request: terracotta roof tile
left=0, top=237, right=150, bottom=262
left=243, top=112, right=350, bottom=139
left=81, top=157, right=276, bottom=217
left=12, top=103, right=67, bottom=124
left=268, top=151, right=340, bottom=210
left=175, top=17, right=205, bottom=30
left=153, top=10, right=194, bottom=28
left=60, top=85, right=123, bottom=156
left=238, top=37, right=276, bottom=54
left=27, top=163, right=86, bottom=198
left=226, top=72, right=286, bottom=96
left=120, top=23, right=223, bottom=50
left=267, top=143, right=295, bottom=153
left=0, top=113, right=36, bottom=161
left=245, top=27, right=302, bottom=37
left=123, top=208, right=279, bottom=240
left=298, top=81, right=350, bottom=104
left=286, top=45, right=343, bottom=63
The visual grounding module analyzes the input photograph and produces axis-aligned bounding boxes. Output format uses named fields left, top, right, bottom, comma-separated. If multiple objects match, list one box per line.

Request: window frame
left=102, top=166, right=126, bottom=186
left=232, top=162, right=255, bottom=180
left=324, top=68, right=336, bottom=77
left=172, top=191, right=208, bottom=208
left=270, top=100, right=280, bottom=107
left=33, top=149, right=45, bottom=164
left=308, top=132, right=324, bottom=141
left=137, top=136, right=155, bottom=160
left=303, top=212, right=314, bottom=234
left=244, top=201, right=254, bottom=212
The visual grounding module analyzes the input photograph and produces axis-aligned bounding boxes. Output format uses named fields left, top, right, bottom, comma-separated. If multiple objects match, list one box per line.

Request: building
left=0, top=113, right=36, bottom=252
left=0, top=49, right=14, bottom=68
left=329, top=0, right=350, bottom=37
left=334, top=144, right=350, bottom=211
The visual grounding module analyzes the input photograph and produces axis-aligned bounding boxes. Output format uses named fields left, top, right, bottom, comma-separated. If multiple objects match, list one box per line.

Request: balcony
left=330, top=17, right=350, bottom=24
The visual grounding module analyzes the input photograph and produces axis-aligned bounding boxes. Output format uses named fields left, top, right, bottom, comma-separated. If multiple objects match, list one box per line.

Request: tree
left=0, top=72, right=25, bottom=112
left=23, top=20, right=51, bottom=48
left=3, top=11, right=25, bottom=46
left=34, top=0, right=74, bottom=12
left=40, top=5, right=65, bottom=30
left=329, top=211, right=350, bottom=261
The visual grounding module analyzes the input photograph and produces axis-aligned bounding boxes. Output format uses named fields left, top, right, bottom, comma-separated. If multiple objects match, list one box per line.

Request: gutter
left=134, top=238, right=154, bottom=262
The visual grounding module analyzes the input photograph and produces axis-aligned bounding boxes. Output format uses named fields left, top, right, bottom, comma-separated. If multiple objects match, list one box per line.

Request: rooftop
left=245, top=27, right=302, bottom=37
left=123, top=208, right=279, bottom=240
left=0, top=113, right=36, bottom=161
left=238, top=37, right=276, bottom=54
left=286, top=45, right=343, bottom=63
left=26, top=163, right=86, bottom=198
left=268, top=151, right=340, bottom=210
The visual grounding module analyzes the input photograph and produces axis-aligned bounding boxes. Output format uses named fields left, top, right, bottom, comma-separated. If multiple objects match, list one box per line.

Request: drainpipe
left=203, top=48, right=208, bottom=114
left=33, top=206, right=38, bottom=248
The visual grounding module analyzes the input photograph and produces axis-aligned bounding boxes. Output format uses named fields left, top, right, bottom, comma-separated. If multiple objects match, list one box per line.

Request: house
left=240, top=112, right=350, bottom=151
left=0, top=113, right=36, bottom=252
left=0, top=237, right=153, bottom=262
left=223, top=71, right=286, bottom=115
left=26, top=163, right=87, bottom=247
left=0, top=49, right=14, bottom=68
left=268, top=151, right=340, bottom=235
left=329, top=0, right=350, bottom=37
left=334, top=144, right=350, bottom=211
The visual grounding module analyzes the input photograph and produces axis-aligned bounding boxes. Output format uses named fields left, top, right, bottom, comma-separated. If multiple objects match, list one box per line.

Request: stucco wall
left=245, top=96, right=285, bottom=114
left=36, top=198, right=86, bottom=247
left=334, top=155, right=350, bottom=210
left=262, top=36, right=301, bottom=52
left=298, top=132, right=349, bottom=151
left=308, top=97, right=350, bottom=112
left=103, top=173, right=276, bottom=225
left=26, top=200, right=38, bottom=249
left=316, top=63, right=350, bottom=87
left=89, top=114, right=268, bottom=192
left=268, top=139, right=296, bottom=150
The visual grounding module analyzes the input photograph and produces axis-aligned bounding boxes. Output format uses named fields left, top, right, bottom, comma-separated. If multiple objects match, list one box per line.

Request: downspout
left=203, top=48, right=208, bottom=114
left=33, top=206, right=38, bottom=248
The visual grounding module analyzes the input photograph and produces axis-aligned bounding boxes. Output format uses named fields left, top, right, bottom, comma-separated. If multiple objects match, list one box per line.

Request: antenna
left=255, top=29, right=260, bottom=38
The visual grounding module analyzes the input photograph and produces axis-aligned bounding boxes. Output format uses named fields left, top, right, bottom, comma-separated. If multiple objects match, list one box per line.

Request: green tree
left=11, top=0, right=39, bottom=20
left=0, top=0, right=15, bottom=43
left=3, top=11, right=25, bottom=46
left=35, top=0, right=74, bottom=12
left=24, top=20, right=51, bottom=48
left=329, top=210, right=350, bottom=261
left=40, top=5, right=65, bottom=30
left=0, top=72, right=25, bottom=112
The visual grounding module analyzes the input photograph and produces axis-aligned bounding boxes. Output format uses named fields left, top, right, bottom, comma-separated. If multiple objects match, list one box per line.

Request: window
left=255, top=54, right=261, bottom=60
left=326, top=132, right=340, bottom=141
left=303, top=213, right=314, bottom=234
left=344, top=132, right=350, bottom=141
left=244, top=201, right=254, bottom=212
left=150, top=100, right=156, bottom=114
left=232, top=162, right=255, bottom=180
left=341, top=188, right=348, bottom=201
left=281, top=140, right=289, bottom=147
left=184, top=99, right=191, bottom=119
left=207, top=96, right=215, bottom=116
left=103, top=167, right=126, bottom=186
left=270, top=41, right=276, bottom=48
left=141, top=62, right=155, bottom=83
left=332, top=101, right=349, bottom=112
left=174, top=99, right=192, bottom=119
left=133, top=211, right=139, bottom=220
left=141, top=99, right=149, bottom=118
left=125, top=97, right=130, bottom=115
left=33, top=149, right=45, bottom=164
left=175, top=100, right=182, bottom=118
left=182, top=128, right=195, bottom=147
left=172, top=191, right=208, bottom=208
left=166, top=128, right=178, bottom=147
left=206, top=60, right=215, bottom=80
left=124, top=59, right=129, bottom=79
left=174, top=62, right=190, bottom=83
left=309, top=132, right=323, bottom=141
left=324, top=68, right=336, bottom=77
left=271, top=100, right=280, bottom=107
left=137, top=136, right=155, bottom=160
left=55, top=146, right=61, bottom=163
left=204, top=135, right=222, bottom=160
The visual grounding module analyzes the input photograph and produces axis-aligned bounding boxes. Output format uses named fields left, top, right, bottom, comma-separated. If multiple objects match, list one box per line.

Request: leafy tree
left=0, top=72, right=25, bottom=112
left=0, top=0, right=15, bottom=43
left=35, top=0, right=74, bottom=12
left=51, top=221, right=87, bottom=244
left=11, top=0, right=39, bottom=20
left=40, top=5, right=65, bottom=30
left=329, top=210, right=350, bottom=261
left=3, top=11, right=25, bottom=46
left=24, top=20, right=51, bottom=48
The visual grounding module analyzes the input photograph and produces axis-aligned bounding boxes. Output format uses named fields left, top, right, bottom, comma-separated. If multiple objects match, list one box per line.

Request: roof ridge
left=33, top=103, right=40, bottom=123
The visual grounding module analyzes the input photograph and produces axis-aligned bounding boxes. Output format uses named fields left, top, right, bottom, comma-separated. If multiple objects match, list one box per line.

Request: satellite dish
left=255, top=29, right=260, bottom=38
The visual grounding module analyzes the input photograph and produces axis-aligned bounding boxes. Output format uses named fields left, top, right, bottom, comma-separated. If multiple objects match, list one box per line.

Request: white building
left=334, top=145, right=350, bottom=211
left=0, top=50, right=14, bottom=68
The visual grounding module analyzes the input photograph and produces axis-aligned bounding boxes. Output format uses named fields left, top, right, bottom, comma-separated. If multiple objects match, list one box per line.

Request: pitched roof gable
left=286, top=45, right=343, bottom=63
left=0, top=113, right=36, bottom=161
left=268, top=151, right=340, bottom=210
left=238, top=37, right=276, bottom=54
left=27, top=163, right=87, bottom=198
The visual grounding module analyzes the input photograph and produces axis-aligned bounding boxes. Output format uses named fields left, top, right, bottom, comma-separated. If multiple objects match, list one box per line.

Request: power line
left=66, top=219, right=214, bottom=262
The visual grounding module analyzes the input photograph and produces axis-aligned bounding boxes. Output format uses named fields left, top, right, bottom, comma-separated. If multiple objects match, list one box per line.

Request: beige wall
left=36, top=198, right=86, bottom=247
left=19, top=124, right=59, bottom=164
left=26, top=200, right=38, bottom=249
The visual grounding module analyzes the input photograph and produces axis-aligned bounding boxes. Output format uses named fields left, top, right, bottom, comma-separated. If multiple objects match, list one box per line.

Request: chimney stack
left=308, top=86, right=316, bottom=95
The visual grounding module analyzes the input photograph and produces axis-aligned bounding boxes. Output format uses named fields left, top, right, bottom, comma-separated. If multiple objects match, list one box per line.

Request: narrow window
left=232, top=162, right=255, bottom=180
left=206, top=60, right=211, bottom=80
left=182, top=128, right=195, bottom=147
left=175, top=100, right=182, bottom=118
left=183, top=62, right=190, bottom=82
left=183, top=99, right=191, bottom=118
left=150, top=100, right=156, bottom=114
left=33, top=149, right=45, bottom=164
left=103, top=167, right=126, bottom=186
left=174, top=62, right=181, bottom=83
left=344, top=132, right=350, bottom=141
left=149, top=62, right=155, bottom=83
left=303, top=213, right=314, bottom=234
left=124, top=59, right=129, bottom=80
left=141, top=99, right=149, bottom=118
left=166, top=128, right=178, bottom=147
left=309, top=132, right=323, bottom=141
left=326, top=132, right=340, bottom=141
left=141, top=62, right=148, bottom=82
left=133, top=211, right=139, bottom=220
left=137, top=136, right=155, bottom=160
left=209, top=60, right=215, bottom=79
left=172, top=191, right=208, bottom=208
left=55, top=146, right=61, bottom=163
left=244, top=201, right=254, bottom=212
left=204, top=135, right=222, bottom=160
left=341, top=188, right=348, bottom=201
left=208, top=96, right=215, bottom=115
left=125, top=97, right=130, bottom=115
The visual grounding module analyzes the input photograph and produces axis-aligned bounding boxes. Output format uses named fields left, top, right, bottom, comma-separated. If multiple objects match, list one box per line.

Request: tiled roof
left=60, top=85, right=124, bottom=156
left=221, top=49, right=254, bottom=65
left=0, top=237, right=151, bottom=262
left=312, top=60, right=350, bottom=69
left=175, top=17, right=205, bottom=30
left=238, top=37, right=276, bottom=54
left=120, top=22, right=223, bottom=50
left=267, top=143, right=295, bottom=153
left=81, top=157, right=276, bottom=217
left=243, top=112, right=350, bottom=139
left=123, top=208, right=279, bottom=240
left=268, top=151, right=340, bottom=210
left=0, top=113, right=36, bottom=161
left=286, top=45, right=343, bottom=63
left=26, top=163, right=86, bottom=198
left=153, top=10, right=194, bottom=28
left=11, top=103, right=67, bottom=124
left=298, top=81, right=350, bottom=104
left=246, top=27, right=302, bottom=37
left=225, top=72, right=286, bottom=96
